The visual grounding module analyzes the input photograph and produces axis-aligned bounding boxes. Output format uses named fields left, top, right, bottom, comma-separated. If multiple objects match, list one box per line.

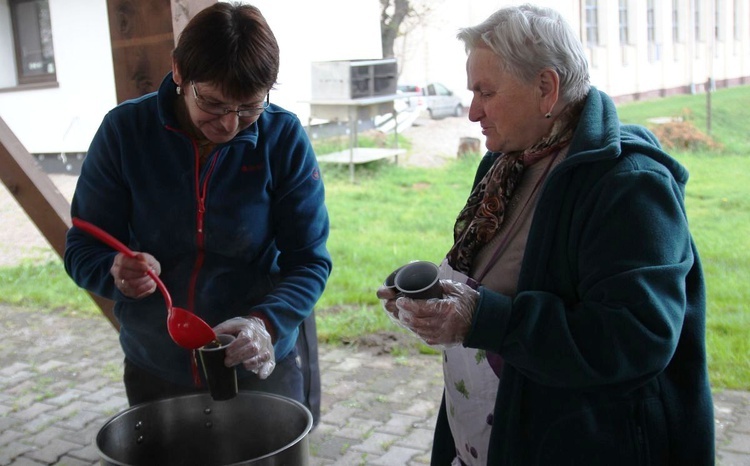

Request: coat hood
left=567, top=87, right=689, bottom=188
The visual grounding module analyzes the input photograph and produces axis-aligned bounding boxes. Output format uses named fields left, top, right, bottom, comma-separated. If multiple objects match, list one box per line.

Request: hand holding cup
left=393, top=279, right=479, bottom=348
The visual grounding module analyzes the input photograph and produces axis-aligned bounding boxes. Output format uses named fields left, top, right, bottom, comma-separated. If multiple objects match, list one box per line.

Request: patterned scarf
left=446, top=103, right=583, bottom=274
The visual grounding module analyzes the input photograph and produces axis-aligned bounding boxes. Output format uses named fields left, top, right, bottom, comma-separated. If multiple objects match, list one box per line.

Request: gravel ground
left=0, top=114, right=484, bottom=268
left=398, top=113, right=483, bottom=167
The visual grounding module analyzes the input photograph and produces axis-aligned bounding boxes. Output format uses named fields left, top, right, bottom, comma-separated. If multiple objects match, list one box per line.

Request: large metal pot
left=96, top=392, right=312, bottom=465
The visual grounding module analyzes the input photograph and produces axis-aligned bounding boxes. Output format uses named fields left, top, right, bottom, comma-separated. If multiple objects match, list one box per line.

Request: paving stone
left=330, top=449, right=371, bottom=466
left=66, top=442, right=100, bottom=463
left=24, top=438, right=82, bottom=464
left=396, top=426, right=435, bottom=449
left=14, top=404, right=56, bottom=422
left=377, top=413, right=422, bottom=436
left=723, top=432, right=750, bottom=454
left=36, top=361, right=66, bottom=373
left=0, top=429, right=24, bottom=448
left=333, top=417, right=380, bottom=440
left=717, top=450, right=750, bottom=466
left=44, top=390, right=86, bottom=407
left=0, top=416, right=21, bottom=432
left=6, top=458, right=46, bottom=466
left=311, top=431, right=355, bottom=460
left=368, top=445, right=424, bottom=465
left=52, top=456, right=93, bottom=466
left=321, top=404, right=357, bottom=427
left=23, top=413, right=58, bottom=435
left=26, top=426, right=75, bottom=448
left=349, top=431, right=401, bottom=455
left=0, top=362, right=32, bottom=376
left=408, top=450, right=432, bottom=465
left=0, top=442, right=35, bottom=465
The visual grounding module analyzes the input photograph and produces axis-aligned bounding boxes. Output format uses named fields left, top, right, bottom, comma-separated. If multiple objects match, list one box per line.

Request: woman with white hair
left=378, top=4, right=714, bottom=465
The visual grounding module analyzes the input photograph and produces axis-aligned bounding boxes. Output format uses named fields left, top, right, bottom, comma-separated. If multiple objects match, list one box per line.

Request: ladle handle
left=71, top=217, right=173, bottom=309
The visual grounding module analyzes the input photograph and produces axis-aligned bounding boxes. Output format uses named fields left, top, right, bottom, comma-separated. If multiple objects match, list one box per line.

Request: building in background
left=0, top=0, right=383, bottom=157
left=396, top=0, right=750, bottom=106
left=0, top=0, right=748, bottom=157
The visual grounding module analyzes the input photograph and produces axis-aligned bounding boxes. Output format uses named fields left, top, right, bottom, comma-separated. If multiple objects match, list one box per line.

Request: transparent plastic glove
left=395, top=280, right=479, bottom=348
left=375, top=284, right=402, bottom=327
left=213, top=316, right=276, bottom=379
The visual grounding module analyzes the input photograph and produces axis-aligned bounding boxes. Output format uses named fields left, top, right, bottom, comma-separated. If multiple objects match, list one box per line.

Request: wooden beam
left=106, top=0, right=175, bottom=103
left=0, top=117, right=118, bottom=331
left=105, top=0, right=217, bottom=104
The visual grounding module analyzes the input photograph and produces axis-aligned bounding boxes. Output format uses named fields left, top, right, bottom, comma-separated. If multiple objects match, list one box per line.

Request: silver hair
left=457, top=4, right=590, bottom=104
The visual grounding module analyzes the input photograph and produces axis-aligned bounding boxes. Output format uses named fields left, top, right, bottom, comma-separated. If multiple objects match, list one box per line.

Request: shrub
left=648, top=109, right=723, bottom=152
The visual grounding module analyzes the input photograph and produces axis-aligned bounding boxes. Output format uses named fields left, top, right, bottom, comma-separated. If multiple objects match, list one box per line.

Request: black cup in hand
left=198, top=334, right=238, bottom=401
left=392, top=261, right=443, bottom=299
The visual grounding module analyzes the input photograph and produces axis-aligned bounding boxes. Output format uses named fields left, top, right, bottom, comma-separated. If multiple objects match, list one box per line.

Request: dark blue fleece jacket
left=65, top=73, right=332, bottom=386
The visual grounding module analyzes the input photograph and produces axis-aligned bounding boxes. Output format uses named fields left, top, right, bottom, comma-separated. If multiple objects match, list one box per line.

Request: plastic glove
left=375, top=284, right=402, bottom=326
left=395, top=280, right=478, bottom=348
left=213, top=316, right=276, bottom=379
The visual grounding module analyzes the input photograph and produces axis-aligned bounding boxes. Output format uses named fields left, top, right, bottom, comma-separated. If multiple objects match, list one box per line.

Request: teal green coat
left=433, top=88, right=714, bottom=465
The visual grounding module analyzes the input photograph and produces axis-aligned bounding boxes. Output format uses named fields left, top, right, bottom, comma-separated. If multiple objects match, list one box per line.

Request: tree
left=380, top=0, right=438, bottom=58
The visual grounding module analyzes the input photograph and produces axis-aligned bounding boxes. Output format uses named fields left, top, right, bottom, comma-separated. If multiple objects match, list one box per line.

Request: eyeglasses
left=191, top=81, right=269, bottom=118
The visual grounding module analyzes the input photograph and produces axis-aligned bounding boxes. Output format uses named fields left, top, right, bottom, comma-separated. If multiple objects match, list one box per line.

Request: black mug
left=391, top=261, right=443, bottom=299
left=198, top=334, right=238, bottom=401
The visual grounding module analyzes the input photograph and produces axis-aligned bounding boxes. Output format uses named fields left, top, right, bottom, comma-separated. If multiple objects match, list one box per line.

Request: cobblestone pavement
left=1, top=303, right=749, bottom=465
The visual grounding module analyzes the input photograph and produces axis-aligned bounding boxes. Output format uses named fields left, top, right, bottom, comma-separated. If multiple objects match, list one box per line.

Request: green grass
left=1, top=85, right=748, bottom=388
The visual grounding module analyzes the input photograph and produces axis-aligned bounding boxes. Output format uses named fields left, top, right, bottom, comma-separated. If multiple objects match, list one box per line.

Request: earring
left=176, top=86, right=181, bottom=95
left=545, top=112, right=552, bottom=119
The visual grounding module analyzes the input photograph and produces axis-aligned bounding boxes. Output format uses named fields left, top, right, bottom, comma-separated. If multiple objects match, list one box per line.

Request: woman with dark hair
left=65, top=2, right=331, bottom=417
left=378, top=4, right=713, bottom=465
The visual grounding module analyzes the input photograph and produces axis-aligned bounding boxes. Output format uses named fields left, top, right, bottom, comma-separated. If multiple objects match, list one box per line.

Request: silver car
left=398, top=82, right=464, bottom=119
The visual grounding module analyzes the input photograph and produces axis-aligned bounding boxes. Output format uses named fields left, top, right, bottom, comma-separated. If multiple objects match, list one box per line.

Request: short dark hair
left=172, top=2, right=279, bottom=100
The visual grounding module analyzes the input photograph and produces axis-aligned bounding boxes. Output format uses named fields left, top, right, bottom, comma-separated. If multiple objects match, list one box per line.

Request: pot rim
left=95, top=391, right=313, bottom=466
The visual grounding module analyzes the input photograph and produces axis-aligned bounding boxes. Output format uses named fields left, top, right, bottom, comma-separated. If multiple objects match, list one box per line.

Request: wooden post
left=0, top=117, right=118, bottom=330
left=106, top=0, right=175, bottom=103
left=105, top=0, right=217, bottom=104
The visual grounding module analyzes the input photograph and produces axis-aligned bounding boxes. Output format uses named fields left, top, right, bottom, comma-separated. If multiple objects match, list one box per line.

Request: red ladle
left=72, top=217, right=217, bottom=350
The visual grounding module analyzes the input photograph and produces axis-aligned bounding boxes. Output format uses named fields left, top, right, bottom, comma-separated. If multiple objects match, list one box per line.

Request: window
left=647, top=0, right=656, bottom=46
left=585, top=0, right=599, bottom=47
left=647, top=0, right=660, bottom=61
left=10, top=0, right=56, bottom=85
left=694, top=0, right=702, bottom=41
left=672, top=0, right=681, bottom=43
left=618, top=0, right=629, bottom=45
left=734, top=0, right=741, bottom=41
left=714, top=0, right=722, bottom=42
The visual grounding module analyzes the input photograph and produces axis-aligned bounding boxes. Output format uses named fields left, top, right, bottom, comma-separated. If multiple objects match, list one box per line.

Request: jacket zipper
left=188, top=149, right=218, bottom=311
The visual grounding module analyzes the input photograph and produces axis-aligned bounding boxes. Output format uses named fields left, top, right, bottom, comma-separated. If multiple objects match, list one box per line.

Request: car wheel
left=454, top=104, right=464, bottom=117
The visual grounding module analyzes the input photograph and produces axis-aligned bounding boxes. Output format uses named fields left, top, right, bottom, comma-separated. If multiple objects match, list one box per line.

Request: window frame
left=618, top=0, right=630, bottom=46
left=585, top=0, right=600, bottom=48
left=9, top=0, right=57, bottom=86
